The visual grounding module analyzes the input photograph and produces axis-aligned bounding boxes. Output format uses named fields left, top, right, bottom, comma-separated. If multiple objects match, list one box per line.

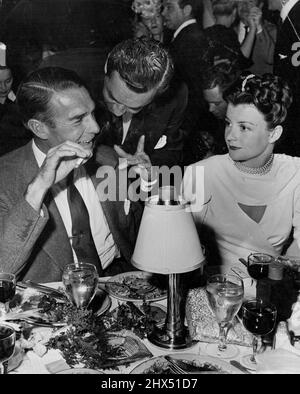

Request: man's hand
left=25, top=141, right=92, bottom=212
left=114, top=135, right=153, bottom=180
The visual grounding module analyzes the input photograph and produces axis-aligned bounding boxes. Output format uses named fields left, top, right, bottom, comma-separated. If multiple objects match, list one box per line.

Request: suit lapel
left=41, top=190, right=73, bottom=272
left=22, top=142, right=73, bottom=271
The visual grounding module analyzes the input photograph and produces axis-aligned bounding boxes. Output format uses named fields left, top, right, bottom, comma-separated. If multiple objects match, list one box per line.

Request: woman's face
left=225, top=103, right=275, bottom=166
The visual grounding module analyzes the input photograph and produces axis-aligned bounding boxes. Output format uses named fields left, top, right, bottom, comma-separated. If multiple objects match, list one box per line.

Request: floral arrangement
left=131, top=0, right=162, bottom=18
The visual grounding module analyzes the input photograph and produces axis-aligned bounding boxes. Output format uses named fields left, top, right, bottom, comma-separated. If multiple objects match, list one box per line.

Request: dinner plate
left=104, top=271, right=167, bottom=303
left=56, top=368, right=104, bottom=374
left=130, top=353, right=244, bottom=374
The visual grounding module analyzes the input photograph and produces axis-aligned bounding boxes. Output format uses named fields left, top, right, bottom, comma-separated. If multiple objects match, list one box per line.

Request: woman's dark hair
left=202, top=62, right=240, bottom=92
left=16, top=66, right=87, bottom=128
left=223, top=73, right=293, bottom=128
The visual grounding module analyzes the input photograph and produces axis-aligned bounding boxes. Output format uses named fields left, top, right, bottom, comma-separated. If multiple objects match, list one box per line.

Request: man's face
left=162, top=0, right=186, bottom=31
left=44, top=87, right=99, bottom=150
left=267, top=0, right=282, bottom=11
left=203, top=85, right=227, bottom=120
left=103, top=71, right=157, bottom=117
left=0, top=68, right=13, bottom=100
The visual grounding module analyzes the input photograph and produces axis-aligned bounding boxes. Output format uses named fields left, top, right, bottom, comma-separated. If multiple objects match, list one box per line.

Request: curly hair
left=223, top=73, right=293, bottom=128
left=202, top=62, right=240, bottom=92
left=105, top=37, right=174, bottom=95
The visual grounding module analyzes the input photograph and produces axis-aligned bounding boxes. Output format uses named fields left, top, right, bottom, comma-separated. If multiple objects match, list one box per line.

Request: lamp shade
left=131, top=195, right=205, bottom=274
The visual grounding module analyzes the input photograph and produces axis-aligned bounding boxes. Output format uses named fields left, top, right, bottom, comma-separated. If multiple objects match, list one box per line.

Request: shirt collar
left=173, top=19, right=197, bottom=40
left=32, top=139, right=46, bottom=168
left=280, top=0, right=299, bottom=22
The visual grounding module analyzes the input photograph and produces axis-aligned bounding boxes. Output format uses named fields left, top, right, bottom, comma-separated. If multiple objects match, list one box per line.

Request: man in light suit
left=0, top=67, right=143, bottom=282
left=268, top=0, right=300, bottom=155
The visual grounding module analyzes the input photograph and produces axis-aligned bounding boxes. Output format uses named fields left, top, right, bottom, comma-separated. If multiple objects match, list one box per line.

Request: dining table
left=6, top=272, right=300, bottom=375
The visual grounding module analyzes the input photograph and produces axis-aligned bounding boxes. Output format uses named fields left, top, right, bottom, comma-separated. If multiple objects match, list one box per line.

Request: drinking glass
left=0, top=273, right=16, bottom=318
left=241, top=298, right=277, bottom=370
left=206, top=274, right=244, bottom=358
left=247, top=253, right=274, bottom=280
left=0, top=324, right=16, bottom=374
left=62, top=262, right=99, bottom=308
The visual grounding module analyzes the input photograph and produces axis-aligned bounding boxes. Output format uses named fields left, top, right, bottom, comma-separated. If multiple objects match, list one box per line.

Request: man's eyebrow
left=106, top=87, right=144, bottom=110
left=68, top=105, right=95, bottom=121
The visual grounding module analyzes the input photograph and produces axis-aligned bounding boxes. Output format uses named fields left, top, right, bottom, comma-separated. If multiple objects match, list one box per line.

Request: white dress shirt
left=122, top=111, right=133, bottom=144
left=172, top=18, right=197, bottom=41
left=280, top=0, right=299, bottom=22
left=32, top=140, right=119, bottom=269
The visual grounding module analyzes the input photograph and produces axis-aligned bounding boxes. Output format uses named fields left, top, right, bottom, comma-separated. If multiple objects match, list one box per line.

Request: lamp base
left=147, top=325, right=194, bottom=350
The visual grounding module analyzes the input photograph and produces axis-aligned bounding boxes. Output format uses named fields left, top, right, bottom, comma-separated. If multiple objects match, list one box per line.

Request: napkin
left=256, top=322, right=300, bottom=374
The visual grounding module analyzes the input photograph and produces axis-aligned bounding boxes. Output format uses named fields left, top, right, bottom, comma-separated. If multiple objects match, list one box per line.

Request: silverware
left=17, top=280, right=66, bottom=300
left=239, top=258, right=248, bottom=267
left=164, top=356, right=188, bottom=374
left=229, top=360, right=252, bottom=374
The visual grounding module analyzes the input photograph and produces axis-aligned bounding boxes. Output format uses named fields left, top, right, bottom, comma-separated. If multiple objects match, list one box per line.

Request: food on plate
left=103, top=301, right=166, bottom=338
left=106, top=272, right=167, bottom=301
left=140, top=357, right=230, bottom=374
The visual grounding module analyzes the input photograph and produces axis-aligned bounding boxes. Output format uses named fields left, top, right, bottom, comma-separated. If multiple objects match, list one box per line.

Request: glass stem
left=0, top=362, right=4, bottom=374
left=251, top=336, right=258, bottom=363
left=218, top=322, right=229, bottom=351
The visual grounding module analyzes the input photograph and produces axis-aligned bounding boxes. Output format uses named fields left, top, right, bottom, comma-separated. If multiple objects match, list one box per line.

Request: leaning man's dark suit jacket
left=96, top=79, right=188, bottom=167
left=273, top=1, right=300, bottom=155
left=0, top=141, right=143, bottom=283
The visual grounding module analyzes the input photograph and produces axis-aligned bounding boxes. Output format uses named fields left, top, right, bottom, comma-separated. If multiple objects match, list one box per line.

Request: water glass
left=62, top=262, right=99, bottom=309
left=206, top=273, right=244, bottom=358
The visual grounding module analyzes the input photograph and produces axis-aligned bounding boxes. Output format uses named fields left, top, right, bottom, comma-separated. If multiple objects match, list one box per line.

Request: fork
left=163, top=356, right=188, bottom=374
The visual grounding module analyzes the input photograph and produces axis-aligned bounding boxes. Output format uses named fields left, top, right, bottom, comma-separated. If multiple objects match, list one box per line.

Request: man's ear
left=27, top=119, right=49, bottom=139
left=269, top=125, right=283, bottom=143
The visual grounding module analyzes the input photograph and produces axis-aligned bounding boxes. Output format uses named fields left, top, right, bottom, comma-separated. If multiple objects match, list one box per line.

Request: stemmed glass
left=0, top=324, right=16, bottom=374
left=62, top=262, right=99, bottom=309
left=247, top=253, right=274, bottom=280
left=241, top=298, right=277, bottom=370
left=206, top=274, right=244, bottom=358
left=0, top=273, right=16, bottom=318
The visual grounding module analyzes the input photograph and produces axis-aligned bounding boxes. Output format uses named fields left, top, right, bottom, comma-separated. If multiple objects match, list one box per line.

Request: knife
left=229, top=360, right=252, bottom=374
left=17, top=280, right=66, bottom=300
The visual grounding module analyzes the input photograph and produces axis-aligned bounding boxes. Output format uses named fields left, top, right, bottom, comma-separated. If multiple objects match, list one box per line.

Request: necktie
left=67, top=171, right=103, bottom=275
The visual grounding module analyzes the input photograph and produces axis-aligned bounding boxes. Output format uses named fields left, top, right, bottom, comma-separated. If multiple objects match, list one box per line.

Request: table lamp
left=131, top=187, right=205, bottom=349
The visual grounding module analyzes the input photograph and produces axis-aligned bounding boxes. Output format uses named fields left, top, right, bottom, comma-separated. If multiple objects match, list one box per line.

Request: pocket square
left=154, top=135, right=167, bottom=150
left=279, top=53, right=288, bottom=60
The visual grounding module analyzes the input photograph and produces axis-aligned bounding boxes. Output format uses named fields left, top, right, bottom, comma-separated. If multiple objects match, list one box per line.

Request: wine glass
left=241, top=298, right=277, bottom=370
left=206, top=274, right=244, bottom=358
left=62, top=262, right=99, bottom=308
left=247, top=253, right=274, bottom=280
left=0, top=324, right=16, bottom=374
left=0, top=273, right=16, bottom=318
